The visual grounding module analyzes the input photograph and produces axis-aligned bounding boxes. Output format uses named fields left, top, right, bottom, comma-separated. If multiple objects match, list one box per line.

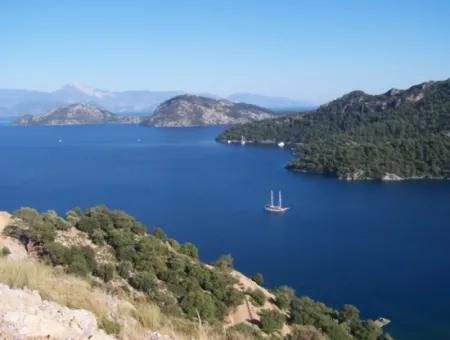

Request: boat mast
left=270, top=190, right=274, bottom=207
left=278, top=190, right=282, bottom=208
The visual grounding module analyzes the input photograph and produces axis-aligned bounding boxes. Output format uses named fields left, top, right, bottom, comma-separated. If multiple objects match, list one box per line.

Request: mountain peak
left=58, top=83, right=113, bottom=99
left=142, top=94, right=273, bottom=127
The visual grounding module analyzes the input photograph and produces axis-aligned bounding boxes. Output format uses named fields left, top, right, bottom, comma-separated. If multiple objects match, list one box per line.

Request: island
left=0, top=207, right=391, bottom=339
left=12, top=103, right=142, bottom=126
left=141, top=94, right=274, bottom=127
left=218, top=79, right=450, bottom=181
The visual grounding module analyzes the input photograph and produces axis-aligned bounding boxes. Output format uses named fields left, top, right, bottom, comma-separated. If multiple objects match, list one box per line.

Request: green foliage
left=99, top=316, right=121, bottom=335
left=227, top=323, right=264, bottom=339
left=1, top=246, right=11, bottom=257
left=219, top=79, right=450, bottom=179
left=179, top=290, right=219, bottom=322
left=212, top=254, right=234, bottom=271
left=248, top=288, right=266, bottom=306
left=152, top=227, right=168, bottom=241
left=251, top=272, right=264, bottom=285
left=339, top=304, right=360, bottom=323
left=259, top=309, right=285, bottom=333
left=67, top=255, right=91, bottom=276
left=94, top=263, right=115, bottom=282
left=4, top=205, right=391, bottom=339
left=274, top=288, right=292, bottom=310
left=117, top=260, right=133, bottom=279
left=129, top=271, right=155, bottom=292
left=180, top=242, right=198, bottom=259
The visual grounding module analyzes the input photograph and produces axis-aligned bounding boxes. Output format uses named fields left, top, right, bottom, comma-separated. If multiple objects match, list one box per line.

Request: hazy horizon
left=2, top=1, right=450, bottom=104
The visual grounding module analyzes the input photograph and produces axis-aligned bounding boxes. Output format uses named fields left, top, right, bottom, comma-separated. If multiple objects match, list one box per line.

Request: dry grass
left=0, top=258, right=229, bottom=340
left=0, top=258, right=110, bottom=318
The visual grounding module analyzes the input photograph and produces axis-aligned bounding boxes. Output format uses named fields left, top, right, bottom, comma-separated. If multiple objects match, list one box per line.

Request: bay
left=0, top=124, right=449, bottom=339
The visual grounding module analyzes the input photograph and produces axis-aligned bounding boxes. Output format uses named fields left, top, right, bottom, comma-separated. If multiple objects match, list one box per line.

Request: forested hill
left=218, top=79, right=450, bottom=180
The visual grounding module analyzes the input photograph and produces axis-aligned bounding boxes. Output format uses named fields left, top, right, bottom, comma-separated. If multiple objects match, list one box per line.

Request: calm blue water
left=0, top=124, right=449, bottom=339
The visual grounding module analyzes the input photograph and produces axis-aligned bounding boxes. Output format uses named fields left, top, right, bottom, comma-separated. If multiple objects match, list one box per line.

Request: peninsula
left=218, top=79, right=450, bottom=180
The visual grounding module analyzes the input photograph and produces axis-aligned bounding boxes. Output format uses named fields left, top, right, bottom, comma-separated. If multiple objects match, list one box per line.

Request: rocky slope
left=141, top=95, right=273, bottom=127
left=0, top=283, right=112, bottom=339
left=13, top=103, right=142, bottom=126
left=0, top=206, right=391, bottom=340
left=219, top=79, right=450, bottom=180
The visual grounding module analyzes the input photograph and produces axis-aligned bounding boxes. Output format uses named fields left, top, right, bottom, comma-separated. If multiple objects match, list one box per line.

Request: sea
left=0, top=124, right=449, bottom=339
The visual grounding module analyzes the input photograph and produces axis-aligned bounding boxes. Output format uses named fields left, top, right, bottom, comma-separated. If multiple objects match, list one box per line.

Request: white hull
left=264, top=205, right=289, bottom=213
left=264, top=190, right=289, bottom=213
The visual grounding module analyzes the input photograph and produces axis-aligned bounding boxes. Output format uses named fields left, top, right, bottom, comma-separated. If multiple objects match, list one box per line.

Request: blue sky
left=1, top=0, right=449, bottom=103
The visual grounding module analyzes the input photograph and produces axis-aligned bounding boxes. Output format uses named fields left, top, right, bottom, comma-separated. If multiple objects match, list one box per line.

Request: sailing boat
left=264, top=190, right=289, bottom=213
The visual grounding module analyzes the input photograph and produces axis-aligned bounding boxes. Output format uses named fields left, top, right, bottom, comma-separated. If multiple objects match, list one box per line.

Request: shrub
left=249, top=289, right=266, bottom=306
left=94, top=263, right=115, bottom=282
left=152, top=227, right=168, bottom=241
left=212, top=254, right=234, bottom=271
left=13, top=207, right=41, bottom=225
left=129, top=271, right=155, bottom=292
left=259, top=309, right=285, bottom=333
left=180, top=290, right=218, bottom=322
left=99, top=316, right=121, bottom=335
left=227, top=323, right=264, bottom=339
left=180, top=242, right=198, bottom=259
left=67, top=255, right=90, bottom=276
left=273, top=286, right=295, bottom=310
left=117, top=260, right=133, bottom=279
left=275, top=292, right=290, bottom=310
left=251, top=272, right=264, bottom=285
left=1, top=246, right=11, bottom=257
left=43, top=242, right=69, bottom=266
left=338, top=304, right=360, bottom=323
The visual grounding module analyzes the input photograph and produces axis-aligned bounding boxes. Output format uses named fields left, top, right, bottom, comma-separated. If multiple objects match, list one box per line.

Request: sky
left=1, top=0, right=450, bottom=104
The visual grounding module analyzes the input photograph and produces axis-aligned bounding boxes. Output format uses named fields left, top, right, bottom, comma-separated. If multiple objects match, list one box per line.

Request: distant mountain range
left=142, top=95, right=273, bottom=127
left=0, top=83, right=310, bottom=116
left=13, top=95, right=274, bottom=127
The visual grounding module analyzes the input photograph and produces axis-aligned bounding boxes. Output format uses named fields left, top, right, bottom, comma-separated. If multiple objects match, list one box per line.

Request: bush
left=99, top=316, right=121, bottom=335
left=249, top=289, right=266, bottom=306
left=67, top=255, right=91, bottom=276
left=152, top=227, right=168, bottom=241
left=129, top=271, right=155, bottom=292
left=180, top=290, right=218, bottom=322
left=117, top=260, right=133, bottom=279
left=339, top=304, right=360, bottom=323
left=227, top=323, right=264, bottom=339
left=1, top=246, right=11, bottom=257
left=259, top=309, right=285, bottom=333
left=273, top=286, right=295, bottom=310
left=94, top=263, right=115, bottom=282
left=43, top=242, right=69, bottom=266
left=180, top=242, right=198, bottom=259
left=275, top=291, right=290, bottom=310
left=274, top=286, right=295, bottom=310
left=251, top=272, right=264, bottom=285
left=213, top=254, right=234, bottom=271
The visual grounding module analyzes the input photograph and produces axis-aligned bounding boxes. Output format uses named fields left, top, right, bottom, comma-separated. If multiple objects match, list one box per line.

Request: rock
left=0, top=283, right=114, bottom=339
left=0, top=212, right=29, bottom=261
left=382, top=173, right=403, bottom=181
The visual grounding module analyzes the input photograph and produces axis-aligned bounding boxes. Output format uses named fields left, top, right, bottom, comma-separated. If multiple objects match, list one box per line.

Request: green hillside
left=218, top=79, right=450, bottom=180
